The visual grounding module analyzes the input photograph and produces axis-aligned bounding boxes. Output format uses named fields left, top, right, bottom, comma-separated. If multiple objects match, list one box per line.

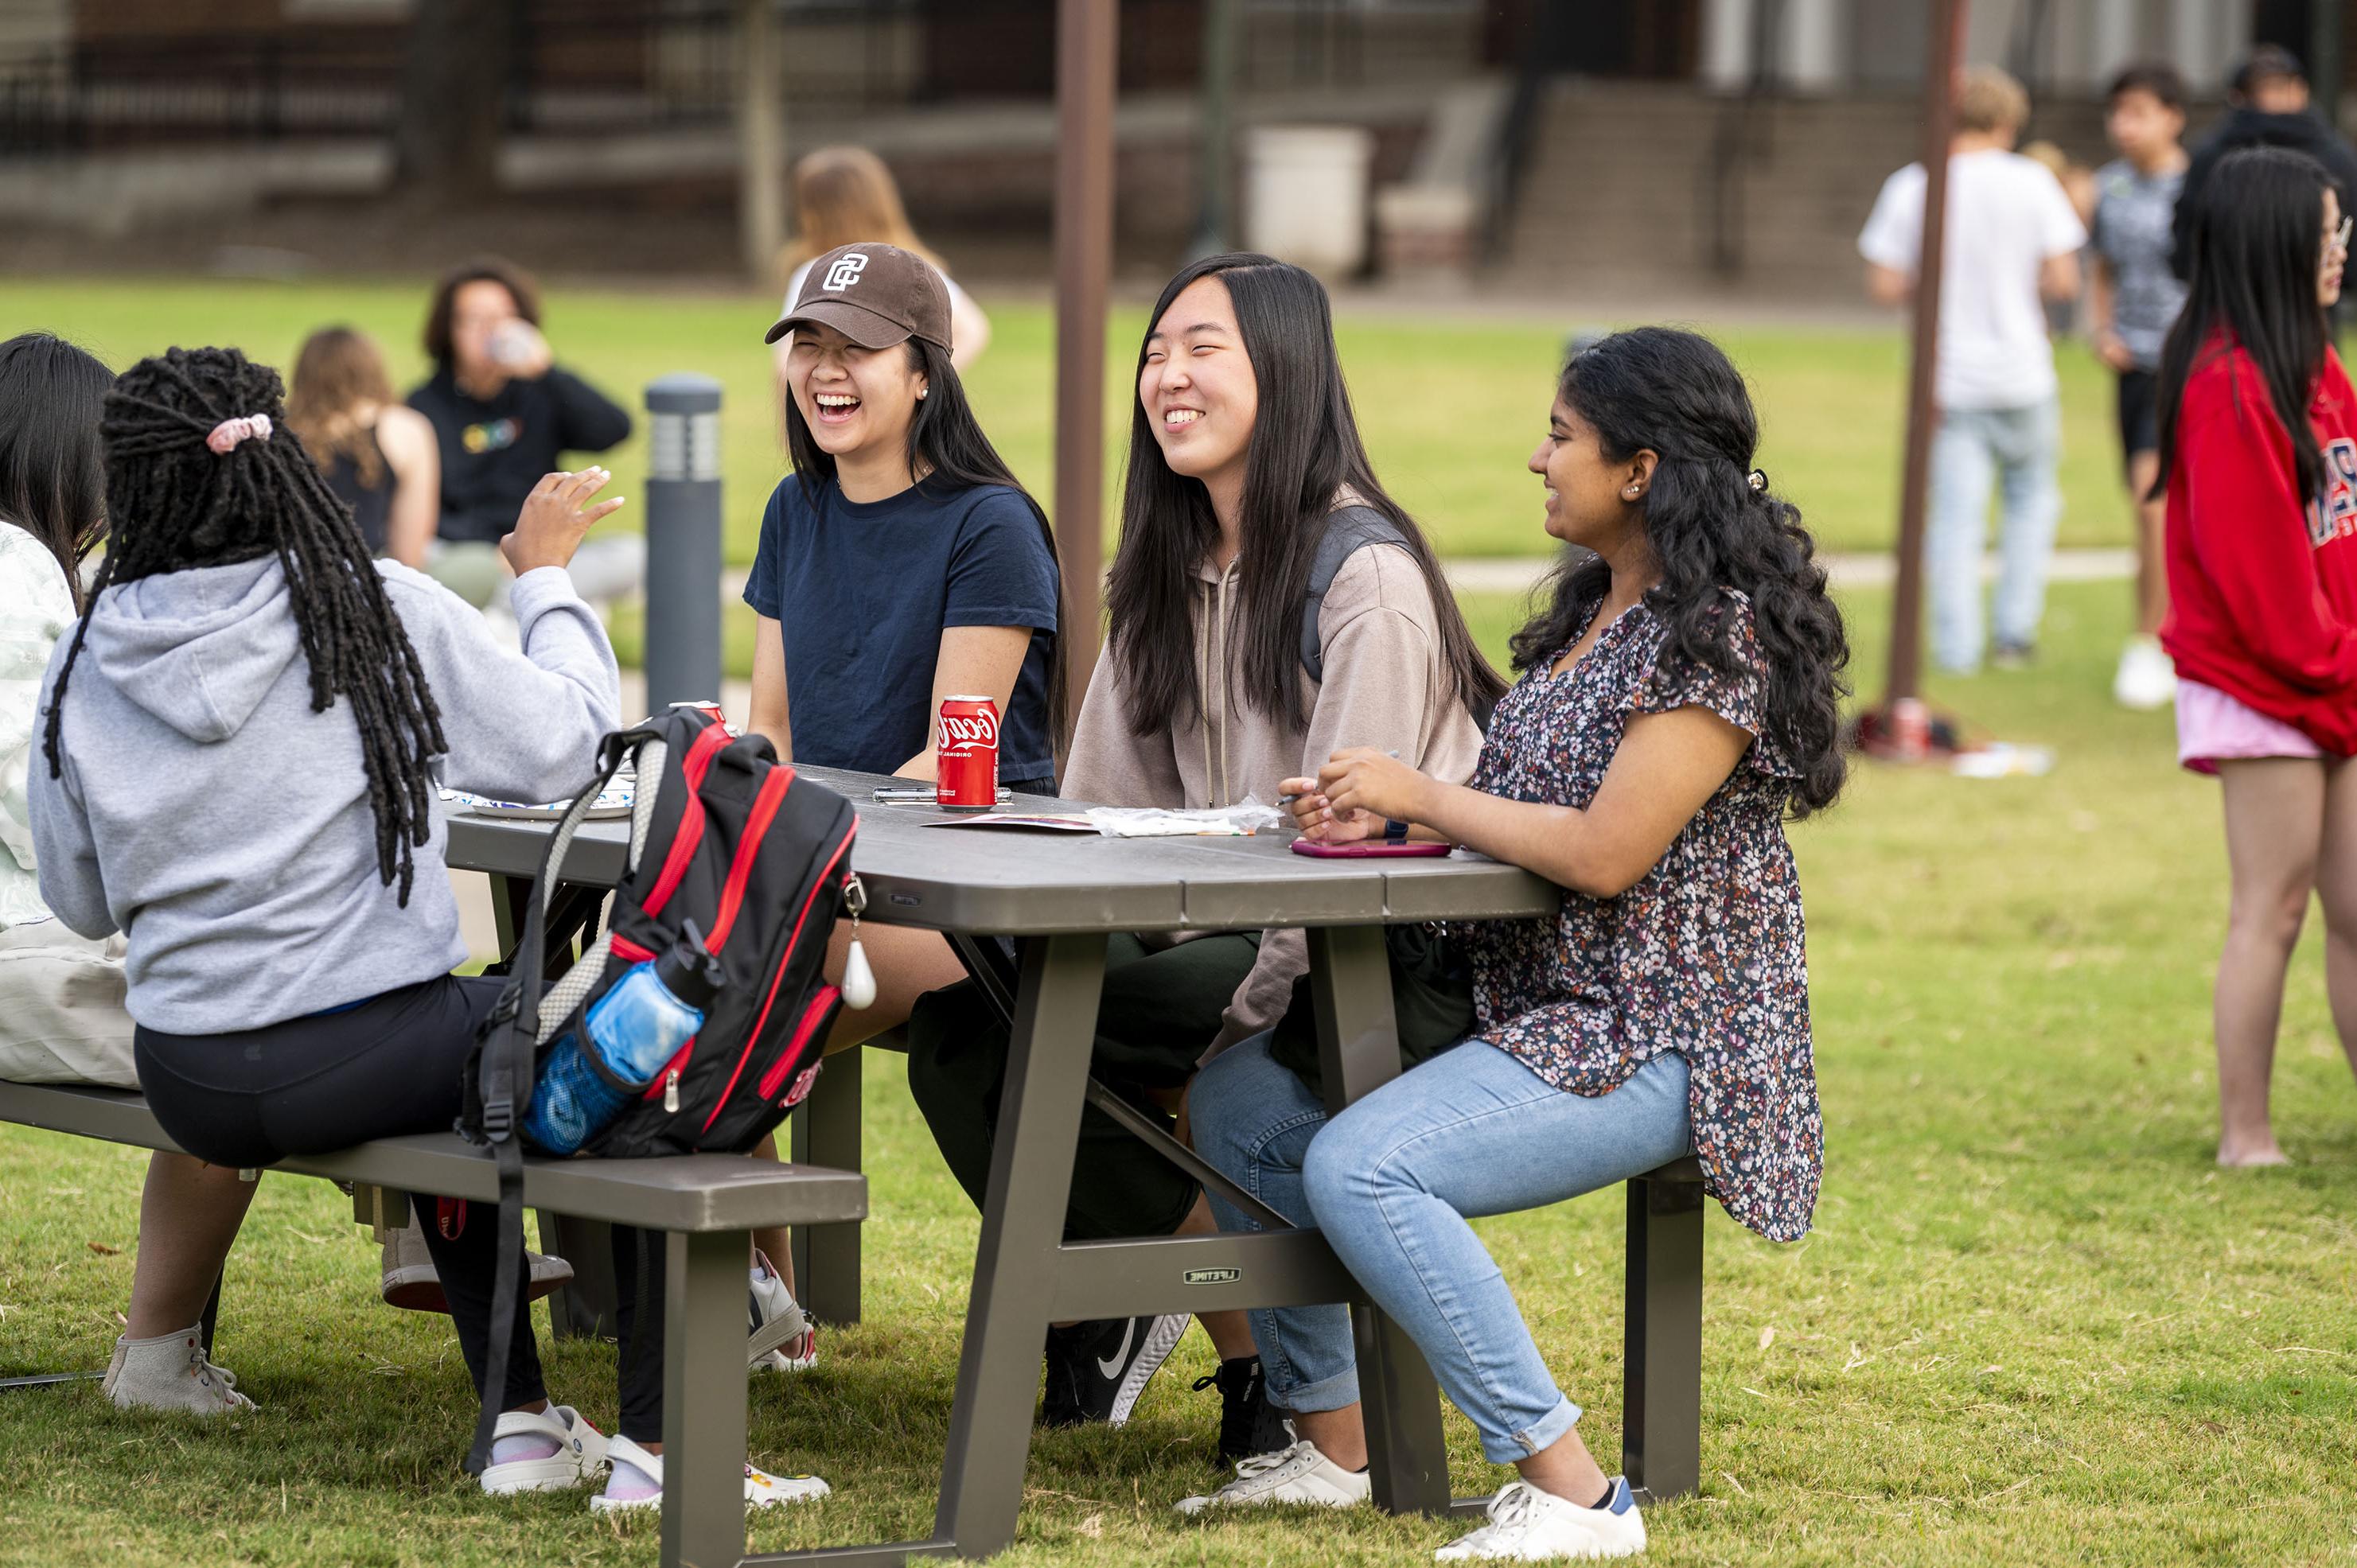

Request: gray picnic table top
left=444, top=765, right=1561, bottom=935
left=442, top=763, right=1565, bottom=1568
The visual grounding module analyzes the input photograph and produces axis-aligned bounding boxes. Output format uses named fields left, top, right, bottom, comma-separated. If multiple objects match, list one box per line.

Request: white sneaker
left=1435, top=1478, right=1646, bottom=1562
left=480, top=1403, right=610, bottom=1495
left=2113, top=635, right=2176, bottom=710
left=748, top=1251, right=816, bottom=1372
left=102, top=1326, right=255, bottom=1415
left=586, top=1433, right=831, bottom=1515
left=1175, top=1438, right=1373, bottom=1515
left=379, top=1219, right=575, bottom=1314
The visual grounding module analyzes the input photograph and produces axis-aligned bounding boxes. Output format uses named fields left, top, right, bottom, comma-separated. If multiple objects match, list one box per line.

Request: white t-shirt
left=1858, top=149, right=2087, bottom=410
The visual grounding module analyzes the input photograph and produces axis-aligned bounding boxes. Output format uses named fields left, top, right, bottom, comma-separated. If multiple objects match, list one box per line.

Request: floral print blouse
left=1460, top=589, right=1823, bottom=1243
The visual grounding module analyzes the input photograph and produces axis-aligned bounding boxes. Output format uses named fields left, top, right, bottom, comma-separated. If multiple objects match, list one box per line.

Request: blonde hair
left=286, top=325, right=393, bottom=488
left=1955, top=66, right=2031, bottom=135
left=782, top=146, right=945, bottom=273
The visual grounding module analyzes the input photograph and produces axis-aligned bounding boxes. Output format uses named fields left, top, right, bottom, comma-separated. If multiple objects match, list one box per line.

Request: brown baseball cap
left=763, top=242, right=953, bottom=352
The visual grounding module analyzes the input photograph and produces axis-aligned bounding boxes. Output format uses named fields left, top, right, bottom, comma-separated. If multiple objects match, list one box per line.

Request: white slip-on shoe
left=102, top=1327, right=255, bottom=1415
left=1435, top=1478, right=1646, bottom=1562
left=748, top=1251, right=816, bottom=1373
left=379, top=1218, right=575, bottom=1313
left=1175, top=1438, right=1373, bottom=1515
left=479, top=1403, right=610, bottom=1495
left=586, top=1434, right=832, bottom=1515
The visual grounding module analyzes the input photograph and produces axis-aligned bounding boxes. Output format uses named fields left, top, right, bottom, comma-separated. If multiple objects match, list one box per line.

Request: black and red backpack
left=459, top=702, right=857, bottom=1471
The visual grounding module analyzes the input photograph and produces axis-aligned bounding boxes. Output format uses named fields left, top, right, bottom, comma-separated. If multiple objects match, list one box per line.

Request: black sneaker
left=1040, top=1314, right=1189, bottom=1428
left=1990, top=639, right=2036, bottom=671
left=1193, top=1355, right=1295, bottom=1467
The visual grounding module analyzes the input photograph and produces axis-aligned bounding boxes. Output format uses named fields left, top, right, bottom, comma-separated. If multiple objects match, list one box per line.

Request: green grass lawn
left=4, top=577, right=2353, bottom=1566
left=6, top=277, right=2138, bottom=563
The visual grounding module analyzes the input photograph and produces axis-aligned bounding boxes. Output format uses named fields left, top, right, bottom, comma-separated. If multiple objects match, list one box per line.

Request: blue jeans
left=1190, top=1034, right=1692, bottom=1464
left=1927, top=397, right=2062, bottom=672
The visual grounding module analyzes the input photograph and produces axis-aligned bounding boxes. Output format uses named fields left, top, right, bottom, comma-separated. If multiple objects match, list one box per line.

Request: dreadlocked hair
left=43, top=347, right=447, bottom=902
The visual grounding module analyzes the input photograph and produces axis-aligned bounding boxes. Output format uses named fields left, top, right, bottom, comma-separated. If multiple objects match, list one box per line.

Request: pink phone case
left=1288, top=838, right=1451, bottom=858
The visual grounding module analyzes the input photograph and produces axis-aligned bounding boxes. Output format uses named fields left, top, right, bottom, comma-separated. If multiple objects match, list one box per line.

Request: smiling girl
left=740, top=243, right=1066, bottom=1352
left=1183, top=328, right=1847, bottom=1561
left=904, top=252, right=1499, bottom=1456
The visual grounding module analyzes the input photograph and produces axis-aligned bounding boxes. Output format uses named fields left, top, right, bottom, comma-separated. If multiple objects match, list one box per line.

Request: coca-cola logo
left=938, top=707, right=999, bottom=751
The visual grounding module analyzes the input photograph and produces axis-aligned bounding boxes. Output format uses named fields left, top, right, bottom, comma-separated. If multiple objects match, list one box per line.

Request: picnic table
left=446, top=765, right=1703, bottom=1567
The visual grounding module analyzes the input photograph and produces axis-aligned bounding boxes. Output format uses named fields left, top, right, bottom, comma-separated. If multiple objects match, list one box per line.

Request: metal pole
left=643, top=373, right=724, bottom=715
left=1053, top=0, right=1116, bottom=689
left=737, top=0, right=785, bottom=287
left=1883, top=0, right=1965, bottom=722
left=2316, top=0, right=2345, bottom=137
left=1188, top=0, right=1241, bottom=259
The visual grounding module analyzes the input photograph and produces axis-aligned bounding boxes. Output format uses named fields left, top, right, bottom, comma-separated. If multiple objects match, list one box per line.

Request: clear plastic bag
left=1083, top=796, right=1288, bottom=838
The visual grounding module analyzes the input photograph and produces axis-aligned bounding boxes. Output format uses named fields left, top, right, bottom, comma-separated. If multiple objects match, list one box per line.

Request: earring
left=917, top=388, right=929, bottom=400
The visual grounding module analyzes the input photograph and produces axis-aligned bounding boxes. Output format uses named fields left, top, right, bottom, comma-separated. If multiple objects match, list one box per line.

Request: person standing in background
left=2155, top=147, right=2357, bottom=1169
left=407, top=258, right=641, bottom=617
left=1860, top=66, right=2086, bottom=674
left=2090, top=64, right=2193, bottom=712
left=286, top=326, right=439, bottom=569
left=769, top=146, right=991, bottom=393
left=2172, top=46, right=2357, bottom=285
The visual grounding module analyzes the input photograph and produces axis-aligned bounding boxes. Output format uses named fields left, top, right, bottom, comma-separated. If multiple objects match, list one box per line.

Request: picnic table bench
left=0, top=1077, right=866, bottom=1568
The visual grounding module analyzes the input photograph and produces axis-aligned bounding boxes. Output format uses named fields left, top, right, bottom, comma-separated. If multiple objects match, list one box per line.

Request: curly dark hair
left=1509, top=327, right=1850, bottom=819
left=43, top=347, right=447, bottom=901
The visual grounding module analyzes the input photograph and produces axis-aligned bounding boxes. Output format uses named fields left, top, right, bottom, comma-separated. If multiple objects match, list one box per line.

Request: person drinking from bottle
left=33, top=347, right=829, bottom=1514
left=407, top=257, right=641, bottom=616
left=1184, top=327, right=1847, bottom=1562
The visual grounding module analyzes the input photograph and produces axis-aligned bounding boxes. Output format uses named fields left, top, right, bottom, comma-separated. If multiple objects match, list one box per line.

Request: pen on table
left=1280, top=750, right=1400, bottom=807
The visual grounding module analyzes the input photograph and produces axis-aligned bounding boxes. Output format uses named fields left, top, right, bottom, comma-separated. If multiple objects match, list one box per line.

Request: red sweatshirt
left=2161, top=340, right=2357, bottom=753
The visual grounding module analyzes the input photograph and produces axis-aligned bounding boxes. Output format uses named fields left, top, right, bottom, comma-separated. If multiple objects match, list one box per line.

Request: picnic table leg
left=662, top=1228, right=752, bottom=1568
left=1621, top=1167, right=1704, bottom=1502
left=1305, top=924, right=1454, bottom=1517
left=789, top=1047, right=863, bottom=1325
left=931, top=932, right=1105, bottom=1558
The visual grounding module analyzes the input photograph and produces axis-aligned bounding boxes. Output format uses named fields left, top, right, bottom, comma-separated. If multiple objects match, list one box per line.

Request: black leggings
left=137, top=975, right=668, bottom=1440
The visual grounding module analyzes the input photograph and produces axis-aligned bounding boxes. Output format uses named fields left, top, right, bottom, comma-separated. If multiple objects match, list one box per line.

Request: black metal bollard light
left=642, top=373, right=724, bottom=715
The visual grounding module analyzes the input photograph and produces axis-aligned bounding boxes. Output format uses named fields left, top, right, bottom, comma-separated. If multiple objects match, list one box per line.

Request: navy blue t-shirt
left=742, top=474, right=1060, bottom=788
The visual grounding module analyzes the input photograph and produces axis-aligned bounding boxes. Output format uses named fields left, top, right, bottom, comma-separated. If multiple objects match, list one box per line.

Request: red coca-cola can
left=937, top=695, right=999, bottom=810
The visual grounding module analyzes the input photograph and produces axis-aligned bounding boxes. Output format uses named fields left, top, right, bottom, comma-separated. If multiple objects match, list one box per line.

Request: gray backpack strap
left=1301, top=506, right=1408, bottom=685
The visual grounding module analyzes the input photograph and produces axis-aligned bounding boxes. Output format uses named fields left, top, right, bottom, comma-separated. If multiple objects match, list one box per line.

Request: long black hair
left=44, top=348, right=447, bottom=901
left=0, top=333, right=113, bottom=609
left=1104, top=253, right=1504, bottom=734
left=783, top=336, right=1069, bottom=746
left=1510, top=328, right=1849, bottom=819
left=2154, top=146, right=2337, bottom=506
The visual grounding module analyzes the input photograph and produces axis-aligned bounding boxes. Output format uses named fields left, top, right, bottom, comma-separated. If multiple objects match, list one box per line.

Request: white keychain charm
left=841, top=874, right=878, bottom=1010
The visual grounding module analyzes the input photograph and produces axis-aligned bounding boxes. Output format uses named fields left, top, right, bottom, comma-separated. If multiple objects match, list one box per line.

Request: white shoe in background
left=103, top=1326, right=254, bottom=1414
left=1434, top=1478, right=1646, bottom=1561
left=480, top=1403, right=609, bottom=1495
left=1175, top=1438, right=1372, bottom=1515
left=748, top=1251, right=817, bottom=1372
left=586, top=1433, right=831, bottom=1515
left=2113, top=635, right=2176, bottom=710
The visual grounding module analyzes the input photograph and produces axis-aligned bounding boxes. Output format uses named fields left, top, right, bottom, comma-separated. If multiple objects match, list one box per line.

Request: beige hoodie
left=1062, top=540, right=1486, bottom=1056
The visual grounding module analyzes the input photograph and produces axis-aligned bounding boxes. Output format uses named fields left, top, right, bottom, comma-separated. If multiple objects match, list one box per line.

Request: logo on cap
left=823, top=253, right=869, bottom=293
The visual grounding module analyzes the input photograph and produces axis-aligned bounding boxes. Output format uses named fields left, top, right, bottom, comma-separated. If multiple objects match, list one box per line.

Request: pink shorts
left=2176, top=679, right=2324, bottom=775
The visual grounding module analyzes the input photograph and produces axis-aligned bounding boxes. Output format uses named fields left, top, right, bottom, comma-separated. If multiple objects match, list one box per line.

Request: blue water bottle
left=524, top=920, right=726, bottom=1154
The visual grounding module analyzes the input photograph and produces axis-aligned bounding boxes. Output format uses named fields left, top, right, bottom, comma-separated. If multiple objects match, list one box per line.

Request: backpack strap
left=461, top=727, right=645, bottom=1477
left=1299, top=506, right=1408, bottom=686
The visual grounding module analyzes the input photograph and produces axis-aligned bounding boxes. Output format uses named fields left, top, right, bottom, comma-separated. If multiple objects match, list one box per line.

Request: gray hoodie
left=30, top=559, right=618, bottom=1035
